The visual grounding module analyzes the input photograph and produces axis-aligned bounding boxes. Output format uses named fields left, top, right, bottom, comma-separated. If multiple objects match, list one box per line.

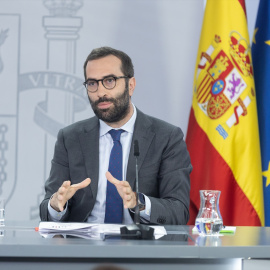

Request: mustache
left=93, top=97, right=116, bottom=106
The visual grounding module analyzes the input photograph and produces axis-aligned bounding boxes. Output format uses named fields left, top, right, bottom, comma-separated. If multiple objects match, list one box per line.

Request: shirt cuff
left=48, top=198, right=68, bottom=221
left=139, top=194, right=151, bottom=222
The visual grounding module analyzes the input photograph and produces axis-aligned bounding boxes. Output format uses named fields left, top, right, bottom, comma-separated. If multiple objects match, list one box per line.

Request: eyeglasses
left=83, top=76, right=129, bottom=93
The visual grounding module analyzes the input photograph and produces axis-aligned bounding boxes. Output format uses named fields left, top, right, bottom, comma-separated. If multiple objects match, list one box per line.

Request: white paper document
left=39, top=222, right=167, bottom=239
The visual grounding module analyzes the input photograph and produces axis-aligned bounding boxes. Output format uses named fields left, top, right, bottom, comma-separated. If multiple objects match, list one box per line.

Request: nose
left=96, top=81, right=107, bottom=98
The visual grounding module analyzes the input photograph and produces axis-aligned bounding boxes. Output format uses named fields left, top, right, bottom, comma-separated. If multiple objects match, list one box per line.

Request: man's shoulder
left=137, top=109, right=182, bottom=134
left=61, top=116, right=99, bottom=135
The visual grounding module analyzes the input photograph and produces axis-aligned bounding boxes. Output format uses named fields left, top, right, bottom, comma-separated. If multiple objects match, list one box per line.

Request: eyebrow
left=86, top=74, right=117, bottom=81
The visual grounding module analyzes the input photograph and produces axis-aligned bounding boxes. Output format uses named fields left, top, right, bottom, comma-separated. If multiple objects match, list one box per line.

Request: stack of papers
left=39, top=222, right=99, bottom=239
left=38, top=222, right=167, bottom=239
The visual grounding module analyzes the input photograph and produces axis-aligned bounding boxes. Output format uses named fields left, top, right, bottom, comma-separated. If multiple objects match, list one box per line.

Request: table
left=0, top=221, right=270, bottom=270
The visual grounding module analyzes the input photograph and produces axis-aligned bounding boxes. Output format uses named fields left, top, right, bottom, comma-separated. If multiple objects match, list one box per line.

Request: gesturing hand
left=50, top=178, right=91, bottom=212
left=106, top=171, right=136, bottom=209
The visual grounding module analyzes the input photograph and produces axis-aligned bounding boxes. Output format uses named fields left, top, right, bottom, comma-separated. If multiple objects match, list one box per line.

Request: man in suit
left=40, top=47, right=192, bottom=225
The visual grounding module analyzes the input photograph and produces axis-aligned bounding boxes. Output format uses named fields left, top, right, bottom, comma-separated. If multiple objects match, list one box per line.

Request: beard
left=88, top=82, right=130, bottom=123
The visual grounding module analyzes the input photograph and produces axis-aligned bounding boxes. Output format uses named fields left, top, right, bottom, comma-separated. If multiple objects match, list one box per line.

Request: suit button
left=157, top=217, right=166, bottom=224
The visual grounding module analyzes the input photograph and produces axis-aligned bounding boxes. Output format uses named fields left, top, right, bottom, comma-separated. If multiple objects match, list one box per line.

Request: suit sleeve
left=148, top=126, right=192, bottom=225
left=39, top=129, right=71, bottom=221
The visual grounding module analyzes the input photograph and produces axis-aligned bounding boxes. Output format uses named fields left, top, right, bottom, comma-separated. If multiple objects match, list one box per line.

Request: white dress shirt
left=48, top=104, right=151, bottom=223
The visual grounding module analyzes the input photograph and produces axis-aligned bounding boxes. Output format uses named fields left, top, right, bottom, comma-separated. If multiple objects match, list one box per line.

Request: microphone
left=120, top=140, right=154, bottom=240
left=134, top=139, right=140, bottom=157
left=134, top=140, right=140, bottom=225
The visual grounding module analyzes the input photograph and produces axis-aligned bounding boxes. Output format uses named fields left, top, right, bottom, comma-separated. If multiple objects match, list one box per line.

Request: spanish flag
left=186, top=0, right=264, bottom=226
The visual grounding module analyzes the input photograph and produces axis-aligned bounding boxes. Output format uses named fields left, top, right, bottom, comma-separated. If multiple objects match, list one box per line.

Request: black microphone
left=134, top=140, right=140, bottom=225
left=120, top=140, right=154, bottom=240
left=134, top=139, right=140, bottom=157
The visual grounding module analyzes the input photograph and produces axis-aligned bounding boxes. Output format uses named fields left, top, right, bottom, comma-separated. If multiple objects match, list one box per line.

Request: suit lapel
left=126, top=109, right=155, bottom=189
left=79, top=117, right=100, bottom=200
left=78, top=110, right=155, bottom=198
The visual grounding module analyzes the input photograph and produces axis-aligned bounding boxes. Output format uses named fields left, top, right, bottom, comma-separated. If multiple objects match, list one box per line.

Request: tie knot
left=109, top=129, right=124, bottom=142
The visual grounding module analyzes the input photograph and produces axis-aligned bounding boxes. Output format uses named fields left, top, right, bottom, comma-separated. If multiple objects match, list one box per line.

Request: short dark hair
left=83, top=46, right=134, bottom=80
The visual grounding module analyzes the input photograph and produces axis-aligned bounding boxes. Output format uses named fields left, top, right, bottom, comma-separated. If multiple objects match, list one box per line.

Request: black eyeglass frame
left=83, top=76, right=129, bottom=93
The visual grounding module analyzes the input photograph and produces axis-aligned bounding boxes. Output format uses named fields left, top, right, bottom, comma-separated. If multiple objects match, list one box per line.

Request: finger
left=125, top=194, right=132, bottom=201
left=71, top=178, right=91, bottom=190
left=123, top=186, right=132, bottom=194
left=121, top=180, right=130, bottom=187
left=57, top=193, right=63, bottom=201
left=62, top=180, right=71, bottom=188
left=124, top=200, right=136, bottom=209
left=56, top=194, right=65, bottom=211
left=57, top=181, right=70, bottom=197
left=106, top=171, right=120, bottom=185
left=123, top=192, right=136, bottom=208
left=81, top=178, right=91, bottom=187
left=57, top=202, right=64, bottom=212
left=116, top=181, right=130, bottom=191
left=58, top=186, right=67, bottom=195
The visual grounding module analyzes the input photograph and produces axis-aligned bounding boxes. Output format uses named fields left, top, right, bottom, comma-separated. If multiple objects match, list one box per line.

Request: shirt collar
left=99, top=103, right=137, bottom=137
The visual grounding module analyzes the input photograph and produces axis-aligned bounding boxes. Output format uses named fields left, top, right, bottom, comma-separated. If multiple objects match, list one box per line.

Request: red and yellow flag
left=186, top=0, right=264, bottom=226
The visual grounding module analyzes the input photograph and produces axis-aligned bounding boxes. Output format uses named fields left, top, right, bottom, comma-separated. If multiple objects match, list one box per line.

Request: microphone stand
left=120, top=140, right=154, bottom=240
left=134, top=155, right=140, bottom=225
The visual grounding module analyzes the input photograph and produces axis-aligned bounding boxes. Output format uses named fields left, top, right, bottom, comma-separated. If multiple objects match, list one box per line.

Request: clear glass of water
left=195, top=190, right=223, bottom=235
left=0, top=198, right=5, bottom=227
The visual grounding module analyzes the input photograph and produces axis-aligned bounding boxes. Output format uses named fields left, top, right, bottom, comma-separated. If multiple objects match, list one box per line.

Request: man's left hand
left=106, top=171, right=136, bottom=209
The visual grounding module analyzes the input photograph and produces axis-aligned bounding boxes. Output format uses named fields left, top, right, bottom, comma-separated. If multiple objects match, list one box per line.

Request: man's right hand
left=50, top=178, right=91, bottom=212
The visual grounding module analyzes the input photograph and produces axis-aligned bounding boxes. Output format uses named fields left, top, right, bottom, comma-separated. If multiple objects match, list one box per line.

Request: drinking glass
left=195, top=190, right=223, bottom=235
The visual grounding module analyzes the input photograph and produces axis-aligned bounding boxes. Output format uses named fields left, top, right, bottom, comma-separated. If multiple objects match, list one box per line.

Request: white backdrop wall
left=0, top=0, right=259, bottom=221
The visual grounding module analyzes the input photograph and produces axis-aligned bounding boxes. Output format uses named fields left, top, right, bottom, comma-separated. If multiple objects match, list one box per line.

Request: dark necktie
left=104, top=129, right=124, bottom=224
